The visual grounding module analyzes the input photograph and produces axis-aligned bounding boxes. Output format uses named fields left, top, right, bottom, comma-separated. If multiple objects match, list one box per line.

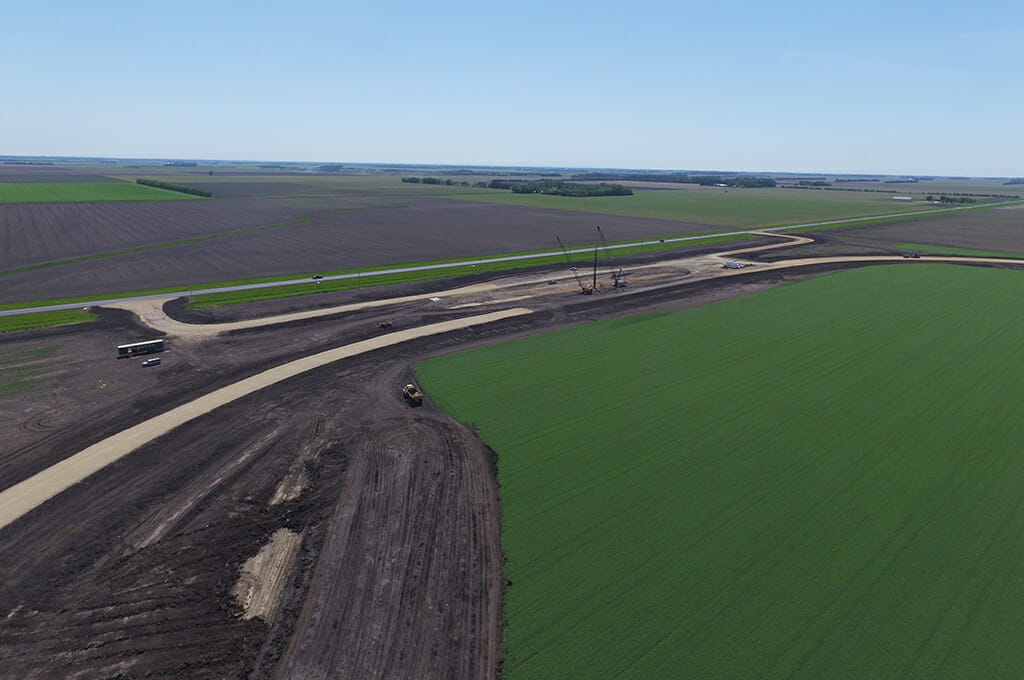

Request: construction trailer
left=117, top=339, right=164, bottom=358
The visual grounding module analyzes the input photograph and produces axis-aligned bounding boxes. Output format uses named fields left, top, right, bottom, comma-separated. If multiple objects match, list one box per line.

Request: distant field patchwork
left=449, top=186, right=936, bottom=226
left=0, top=182, right=200, bottom=204
left=417, top=264, right=1024, bottom=679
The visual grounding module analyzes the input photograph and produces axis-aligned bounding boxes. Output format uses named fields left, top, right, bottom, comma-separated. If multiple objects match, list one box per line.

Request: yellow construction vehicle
left=402, top=384, right=423, bottom=406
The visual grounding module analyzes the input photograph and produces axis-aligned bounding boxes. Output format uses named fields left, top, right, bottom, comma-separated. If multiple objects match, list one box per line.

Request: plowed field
left=0, top=196, right=712, bottom=304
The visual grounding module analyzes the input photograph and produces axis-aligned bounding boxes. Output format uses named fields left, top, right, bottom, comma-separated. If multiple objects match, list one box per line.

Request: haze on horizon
left=2, top=0, right=1021, bottom=177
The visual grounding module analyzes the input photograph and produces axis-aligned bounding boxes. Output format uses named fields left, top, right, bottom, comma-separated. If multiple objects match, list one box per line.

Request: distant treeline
left=798, top=180, right=831, bottom=187
left=782, top=184, right=1017, bottom=199
left=402, top=176, right=472, bottom=186
left=430, top=169, right=562, bottom=177
left=489, top=179, right=633, bottom=197
left=571, top=172, right=775, bottom=188
left=572, top=172, right=692, bottom=183
left=136, top=178, right=211, bottom=197
left=1005, top=178, right=1024, bottom=185
left=926, top=195, right=976, bottom=204
left=833, top=177, right=929, bottom=184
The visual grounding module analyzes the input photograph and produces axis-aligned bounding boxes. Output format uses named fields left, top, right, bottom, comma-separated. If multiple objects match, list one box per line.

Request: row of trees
left=570, top=172, right=776, bottom=187
left=401, top=176, right=472, bottom=186
left=489, top=179, right=632, bottom=196
left=926, top=195, right=976, bottom=204
left=572, top=172, right=692, bottom=183
left=136, top=178, right=211, bottom=197
left=781, top=185, right=1017, bottom=200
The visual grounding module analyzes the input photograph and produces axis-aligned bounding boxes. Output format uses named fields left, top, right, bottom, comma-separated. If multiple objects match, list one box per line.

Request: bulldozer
left=402, top=383, right=424, bottom=407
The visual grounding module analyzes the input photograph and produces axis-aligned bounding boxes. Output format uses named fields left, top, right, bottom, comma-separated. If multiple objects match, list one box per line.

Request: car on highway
left=312, top=274, right=324, bottom=279
left=141, top=357, right=161, bottom=367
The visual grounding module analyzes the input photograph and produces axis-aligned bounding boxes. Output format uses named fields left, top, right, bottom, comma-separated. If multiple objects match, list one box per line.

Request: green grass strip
left=185, top=233, right=750, bottom=308
left=0, top=309, right=97, bottom=333
left=0, top=182, right=199, bottom=204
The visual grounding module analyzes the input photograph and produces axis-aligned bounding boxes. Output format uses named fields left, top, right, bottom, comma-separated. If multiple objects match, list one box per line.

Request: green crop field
left=448, top=186, right=938, bottom=227
left=417, top=264, right=1024, bottom=679
left=0, top=182, right=200, bottom=203
left=0, top=309, right=95, bottom=333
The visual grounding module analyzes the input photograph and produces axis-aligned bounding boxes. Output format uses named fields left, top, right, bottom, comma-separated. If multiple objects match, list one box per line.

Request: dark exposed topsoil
left=0, top=196, right=722, bottom=304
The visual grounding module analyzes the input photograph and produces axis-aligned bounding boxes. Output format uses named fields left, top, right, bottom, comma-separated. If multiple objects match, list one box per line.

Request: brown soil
left=0, top=196, right=718, bottom=303
left=0, top=200, right=298, bottom=271
left=772, top=208, right=1024, bottom=257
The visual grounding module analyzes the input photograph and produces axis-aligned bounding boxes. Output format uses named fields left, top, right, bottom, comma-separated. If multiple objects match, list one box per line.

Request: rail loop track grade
left=0, top=308, right=532, bottom=531
left=109, top=230, right=1024, bottom=341
left=99, top=231, right=805, bottom=339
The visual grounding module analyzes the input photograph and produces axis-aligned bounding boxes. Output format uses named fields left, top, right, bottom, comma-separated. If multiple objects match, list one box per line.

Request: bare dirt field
left=0, top=165, right=122, bottom=183
left=0, top=196, right=718, bottom=304
left=0, top=200, right=299, bottom=271
left=796, top=208, right=1024, bottom=255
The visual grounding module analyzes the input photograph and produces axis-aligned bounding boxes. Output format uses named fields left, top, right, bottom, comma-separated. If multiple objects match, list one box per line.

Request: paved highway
left=1, top=200, right=1015, bottom=318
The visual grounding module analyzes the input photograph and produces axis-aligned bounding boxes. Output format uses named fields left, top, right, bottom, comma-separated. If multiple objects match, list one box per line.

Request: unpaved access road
left=108, top=282, right=502, bottom=338
left=0, top=308, right=531, bottom=532
left=106, top=231, right=808, bottom=339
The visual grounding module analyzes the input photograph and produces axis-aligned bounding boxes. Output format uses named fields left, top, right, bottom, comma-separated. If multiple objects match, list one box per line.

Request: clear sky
left=2, top=1, right=1021, bottom=176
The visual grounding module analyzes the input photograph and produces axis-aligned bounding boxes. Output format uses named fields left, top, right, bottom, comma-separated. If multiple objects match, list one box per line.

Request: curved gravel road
left=0, top=307, right=532, bottom=531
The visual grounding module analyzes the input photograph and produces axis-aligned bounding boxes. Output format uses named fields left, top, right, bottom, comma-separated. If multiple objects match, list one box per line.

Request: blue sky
left=2, top=1, right=1021, bottom=175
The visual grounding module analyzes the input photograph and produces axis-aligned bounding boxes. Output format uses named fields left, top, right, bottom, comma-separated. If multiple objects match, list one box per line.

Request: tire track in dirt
left=273, top=416, right=503, bottom=680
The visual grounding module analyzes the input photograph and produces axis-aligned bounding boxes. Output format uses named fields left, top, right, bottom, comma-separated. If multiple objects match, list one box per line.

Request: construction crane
left=557, top=235, right=594, bottom=295
left=596, top=225, right=627, bottom=288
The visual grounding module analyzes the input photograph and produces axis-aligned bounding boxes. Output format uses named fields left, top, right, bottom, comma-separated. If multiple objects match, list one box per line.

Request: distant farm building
left=892, top=196, right=913, bottom=202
